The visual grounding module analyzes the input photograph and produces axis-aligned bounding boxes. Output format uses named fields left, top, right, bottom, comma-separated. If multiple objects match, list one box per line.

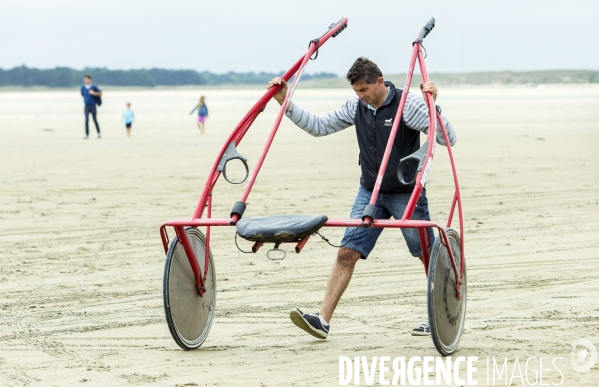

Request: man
left=267, top=57, right=457, bottom=339
left=80, top=75, right=102, bottom=139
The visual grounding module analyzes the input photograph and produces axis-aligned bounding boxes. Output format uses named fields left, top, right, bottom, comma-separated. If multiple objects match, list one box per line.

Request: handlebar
left=414, top=17, right=435, bottom=44
left=308, top=18, right=347, bottom=60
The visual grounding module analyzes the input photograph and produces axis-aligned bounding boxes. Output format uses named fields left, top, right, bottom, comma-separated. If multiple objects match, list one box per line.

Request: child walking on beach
left=190, top=96, right=208, bottom=135
left=122, top=103, right=135, bottom=137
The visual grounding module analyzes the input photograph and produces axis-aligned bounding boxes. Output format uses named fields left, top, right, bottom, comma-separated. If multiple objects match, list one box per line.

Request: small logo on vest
left=384, top=118, right=393, bottom=126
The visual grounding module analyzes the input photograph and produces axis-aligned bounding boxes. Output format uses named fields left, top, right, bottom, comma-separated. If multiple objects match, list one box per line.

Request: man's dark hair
left=346, top=57, right=383, bottom=85
left=84, top=74, right=92, bottom=80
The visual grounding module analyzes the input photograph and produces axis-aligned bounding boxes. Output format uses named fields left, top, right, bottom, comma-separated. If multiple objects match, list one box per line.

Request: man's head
left=126, top=102, right=131, bottom=108
left=346, top=57, right=387, bottom=107
left=83, top=74, right=92, bottom=85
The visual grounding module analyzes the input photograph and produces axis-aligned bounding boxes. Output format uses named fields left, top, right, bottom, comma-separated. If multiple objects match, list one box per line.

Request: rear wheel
left=163, top=228, right=215, bottom=350
left=427, top=228, right=466, bottom=356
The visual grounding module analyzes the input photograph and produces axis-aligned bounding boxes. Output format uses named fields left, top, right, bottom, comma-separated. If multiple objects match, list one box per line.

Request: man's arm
left=403, top=82, right=456, bottom=146
left=89, top=86, right=102, bottom=97
left=268, top=77, right=355, bottom=137
left=285, top=99, right=356, bottom=137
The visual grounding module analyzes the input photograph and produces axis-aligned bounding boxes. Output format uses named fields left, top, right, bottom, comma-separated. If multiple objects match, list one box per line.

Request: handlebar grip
left=328, top=18, right=348, bottom=38
left=415, top=17, right=435, bottom=44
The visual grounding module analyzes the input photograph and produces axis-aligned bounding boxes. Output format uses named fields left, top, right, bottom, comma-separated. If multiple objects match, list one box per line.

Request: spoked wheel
left=427, top=228, right=466, bottom=356
left=163, top=227, right=215, bottom=350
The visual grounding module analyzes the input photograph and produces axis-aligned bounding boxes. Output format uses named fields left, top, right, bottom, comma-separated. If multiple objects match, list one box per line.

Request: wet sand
left=0, top=85, right=598, bottom=386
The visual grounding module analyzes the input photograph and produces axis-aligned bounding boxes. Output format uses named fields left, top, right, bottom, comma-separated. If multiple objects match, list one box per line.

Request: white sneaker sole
left=290, top=309, right=328, bottom=339
left=411, top=330, right=431, bottom=337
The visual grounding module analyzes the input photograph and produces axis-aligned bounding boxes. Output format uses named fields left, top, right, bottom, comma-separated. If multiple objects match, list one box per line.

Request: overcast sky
left=1, top=0, right=598, bottom=75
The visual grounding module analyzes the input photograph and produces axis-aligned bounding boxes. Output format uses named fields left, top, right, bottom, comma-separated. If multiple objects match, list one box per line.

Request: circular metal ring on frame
left=223, top=158, right=249, bottom=185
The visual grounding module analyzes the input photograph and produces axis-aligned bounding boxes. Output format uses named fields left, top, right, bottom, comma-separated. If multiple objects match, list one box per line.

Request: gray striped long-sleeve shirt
left=284, top=91, right=457, bottom=146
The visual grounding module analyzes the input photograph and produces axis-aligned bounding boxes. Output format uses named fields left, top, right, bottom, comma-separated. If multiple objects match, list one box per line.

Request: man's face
left=352, top=77, right=385, bottom=105
left=83, top=77, right=91, bottom=85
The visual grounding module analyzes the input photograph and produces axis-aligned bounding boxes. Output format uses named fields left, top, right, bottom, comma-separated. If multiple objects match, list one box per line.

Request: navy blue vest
left=355, top=81, right=420, bottom=194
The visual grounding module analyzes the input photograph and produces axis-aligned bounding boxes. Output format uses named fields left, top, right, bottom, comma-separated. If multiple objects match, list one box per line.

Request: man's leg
left=290, top=187, right=388, bottom=339
left=319, top=247, right=362, bottom=323
left=387, top=189, right=435, bottom=336
left=90, top=106, right=100, bottom=135
left=84, top=106, right=90, bottom=137
left=387, top=189, right=434, bottom=269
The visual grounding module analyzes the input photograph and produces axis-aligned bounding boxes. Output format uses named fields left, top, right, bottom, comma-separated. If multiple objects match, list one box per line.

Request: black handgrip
left=397, top=141, right=429, bottom=185
left=230, top=201, right=247, bottom=219
left=361, top=203, right=376, bottom=222
left=327, top=18, right=348, bottom=38
left=415, top=17, right=435, bottom=44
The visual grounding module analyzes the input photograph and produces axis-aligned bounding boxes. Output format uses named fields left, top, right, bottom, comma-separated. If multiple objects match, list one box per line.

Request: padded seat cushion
left=236, top=214, right=328, bottom=243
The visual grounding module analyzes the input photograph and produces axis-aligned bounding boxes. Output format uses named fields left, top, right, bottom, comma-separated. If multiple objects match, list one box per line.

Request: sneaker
left=411, top=318, right=430, bottom=336
left=290, top=308, right=329, bottom=339
left=83, top=136, right=89, bottom=139
left=97, top=134, right=101, bottom=139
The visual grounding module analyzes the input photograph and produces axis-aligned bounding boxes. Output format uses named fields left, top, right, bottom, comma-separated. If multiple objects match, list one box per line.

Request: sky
left=1, top=0, right=598, bottom=76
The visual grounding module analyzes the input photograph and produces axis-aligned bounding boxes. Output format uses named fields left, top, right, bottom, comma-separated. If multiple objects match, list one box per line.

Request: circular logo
left=571, top=338, right=597, bottom=372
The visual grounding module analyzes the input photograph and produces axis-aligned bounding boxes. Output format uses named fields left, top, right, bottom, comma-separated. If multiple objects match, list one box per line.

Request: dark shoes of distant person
left=290, top=308, right=329, bottom=339
left=411, top=318, right=430, bottom=336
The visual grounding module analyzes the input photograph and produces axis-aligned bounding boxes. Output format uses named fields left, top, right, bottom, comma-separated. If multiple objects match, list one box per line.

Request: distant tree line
left=0, top=66, right=338, bottom=87
left=301, top=69, right=599, bottom=88
left=399, top=70, right=599, bottom=85
left=2, top=66, right=597, bottom=88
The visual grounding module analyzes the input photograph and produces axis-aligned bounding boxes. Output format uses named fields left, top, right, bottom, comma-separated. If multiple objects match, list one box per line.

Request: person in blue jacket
left=189, top=96, right=208, bottom=135
left=122, top=102, right=135, bottom=137
left=80, top=74, right=102, bottom=139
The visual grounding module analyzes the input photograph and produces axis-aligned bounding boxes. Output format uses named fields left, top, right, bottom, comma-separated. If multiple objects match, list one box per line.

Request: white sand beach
left=0, top=84, right=598, bottom=386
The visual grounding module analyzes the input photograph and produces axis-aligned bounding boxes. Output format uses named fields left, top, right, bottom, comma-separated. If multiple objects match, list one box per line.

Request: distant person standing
left=122, top=102, right=135, bottom=137
left=80, top=75, right=102, bottom=139
left=190, top=96, right=208, bottom=135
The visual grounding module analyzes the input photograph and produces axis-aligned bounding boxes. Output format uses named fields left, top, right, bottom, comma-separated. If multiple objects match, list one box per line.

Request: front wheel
left=427, top=228, right=466, bottom=356
left=163, top=227, right=216, bottom=350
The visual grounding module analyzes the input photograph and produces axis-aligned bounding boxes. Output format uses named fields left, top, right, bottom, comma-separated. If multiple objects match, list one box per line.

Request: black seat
left=236, top=214, right=328, bottom=243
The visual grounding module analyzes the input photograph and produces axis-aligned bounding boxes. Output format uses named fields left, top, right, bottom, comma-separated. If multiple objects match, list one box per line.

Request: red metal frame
left=160, top=17, right=465, bottom=299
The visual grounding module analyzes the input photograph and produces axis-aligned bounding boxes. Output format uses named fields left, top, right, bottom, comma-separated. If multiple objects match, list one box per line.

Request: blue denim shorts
left=340, top=186, right=435, bottom=259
